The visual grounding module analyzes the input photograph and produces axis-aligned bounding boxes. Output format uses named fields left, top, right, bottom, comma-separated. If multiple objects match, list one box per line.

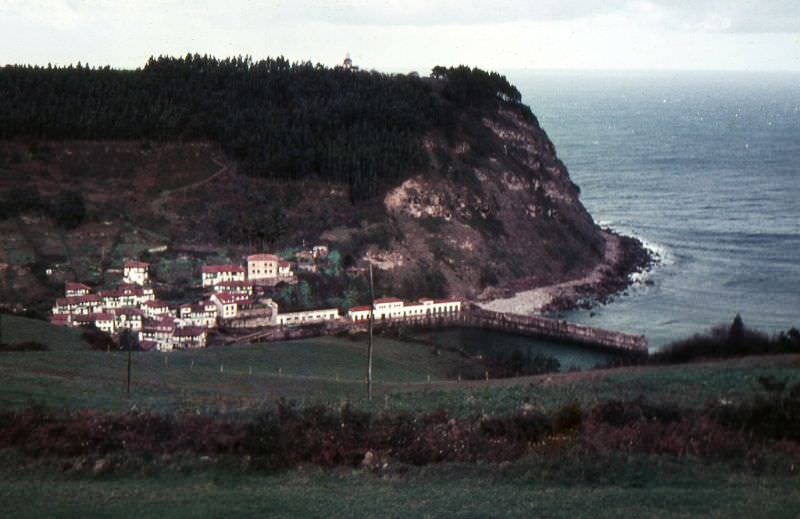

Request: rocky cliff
left=366, top=103, right=647, bottom=303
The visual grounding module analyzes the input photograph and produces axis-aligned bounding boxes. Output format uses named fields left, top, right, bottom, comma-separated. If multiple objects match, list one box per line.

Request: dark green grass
left=0, top=452, right=798, bottom=518
left=0, top=315, right=463, bottom=413
left=2, top=315, right=799, bottom=417
left=383, top=357, right=800, bottom=416
left=1, top=314, right=85, bottom=351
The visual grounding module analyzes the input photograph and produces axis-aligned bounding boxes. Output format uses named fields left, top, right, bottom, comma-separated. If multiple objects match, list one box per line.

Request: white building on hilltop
left=123, top=260, right=149, bottom=286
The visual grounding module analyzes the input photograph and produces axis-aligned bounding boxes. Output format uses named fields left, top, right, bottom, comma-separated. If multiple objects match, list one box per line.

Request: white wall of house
left=276, top=308, right=340, bottom=326
left=123, top=266, right=148, bottom=286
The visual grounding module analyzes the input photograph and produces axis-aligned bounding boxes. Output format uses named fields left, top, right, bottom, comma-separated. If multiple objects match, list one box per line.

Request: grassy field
left=0, top=451, right=798, bottom=518
left=2, top=314, right=799, bottom=416
left=2, top=314, right=800, bottom=517
left=0, top=315, right=471, bottom=413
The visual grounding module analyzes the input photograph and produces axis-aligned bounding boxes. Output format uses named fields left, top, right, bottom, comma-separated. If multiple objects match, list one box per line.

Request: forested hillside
left=0, top=56, right=524, bottom=200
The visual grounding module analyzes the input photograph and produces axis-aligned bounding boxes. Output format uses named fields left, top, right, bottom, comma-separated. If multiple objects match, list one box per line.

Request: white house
left=246, top=253, right=279, bottom=281
left=201, top=264, right=246, bottom=288
left=210, top=292, right=246, bottom=320
left=100, top=286, right=154, bottom=310
left=373, top=297, right=404, bottom=320
left=173, top=327, right=207, bottom=349
left=246, top=253, right=294, bottom=284
left=278, top=260, right=293, bottom=278
left=347, top=305, right=372, bottom=322
left=115, top=307, right=143, bottom=332
left=92, top=312, right=116, bottom=335
left=142, top=299, right=172, bottom=319
left=213, top=280, right=254, bottom=296
left=65, top=282, right=91, bottom=298
left=276, top=307, right=340, bottom=326
left=139, top=316, right=176, bottom=350
left=123, top=260, right=149, bottom=286
left=311, top=245, right=329, bottom=258
left=178, top=300, right=218, bottom=329
left=52, top=294, right=104, bottom=316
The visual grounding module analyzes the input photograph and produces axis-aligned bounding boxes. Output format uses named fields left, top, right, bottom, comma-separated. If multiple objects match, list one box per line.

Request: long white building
left=347, top=297, right=461, bottom=322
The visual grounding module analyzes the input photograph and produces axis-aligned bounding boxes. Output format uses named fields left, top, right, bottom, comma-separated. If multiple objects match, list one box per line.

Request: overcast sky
left=2, top=0, right=799, bottom=72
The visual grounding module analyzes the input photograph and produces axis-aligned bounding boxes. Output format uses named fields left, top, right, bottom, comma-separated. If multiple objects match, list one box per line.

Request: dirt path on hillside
left=479, top=231, right=621, bottom=315
left=150, top=156, right=230, bottom=224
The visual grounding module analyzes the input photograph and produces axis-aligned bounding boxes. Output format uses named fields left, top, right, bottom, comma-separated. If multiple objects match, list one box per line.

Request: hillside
left=0, top=57, right=648, bottom=309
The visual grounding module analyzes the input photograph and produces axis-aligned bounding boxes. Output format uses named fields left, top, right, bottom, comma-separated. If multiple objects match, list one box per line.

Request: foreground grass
left=3, top=315, right=800, bottom=517
left=1, top=453, right=798, bottom=518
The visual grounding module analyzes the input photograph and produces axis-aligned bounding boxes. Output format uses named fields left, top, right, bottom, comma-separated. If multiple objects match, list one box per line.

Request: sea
left=502, top=70, right=800, bottom=349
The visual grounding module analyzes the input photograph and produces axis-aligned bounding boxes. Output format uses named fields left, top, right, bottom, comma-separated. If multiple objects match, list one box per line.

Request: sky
left=1, top=0, right=799, bottom=72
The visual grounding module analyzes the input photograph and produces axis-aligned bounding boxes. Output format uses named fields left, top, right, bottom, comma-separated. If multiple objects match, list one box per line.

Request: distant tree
left=49, top=190, right=86, bottom=229
left=5, top=186, right=43, bottom=215
left=81, top=326, right=115, bottom=351
left=0, top=56, right=528, bottom=201
left=118, top=328, right=141, bottom=352
left=730, top=314, right=745, bottom=343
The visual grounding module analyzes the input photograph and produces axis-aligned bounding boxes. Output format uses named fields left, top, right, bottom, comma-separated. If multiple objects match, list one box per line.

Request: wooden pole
left=367, top=262, right=375, bottom=401
left=126, top=335, right=132, bottom=399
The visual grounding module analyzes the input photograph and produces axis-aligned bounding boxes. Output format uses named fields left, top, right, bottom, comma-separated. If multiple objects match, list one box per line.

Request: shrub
left=0, top=341, right=47, bottom=352
left=48, top=190, right=87, bottom=229
left=650, top=315, right=789, bottom=364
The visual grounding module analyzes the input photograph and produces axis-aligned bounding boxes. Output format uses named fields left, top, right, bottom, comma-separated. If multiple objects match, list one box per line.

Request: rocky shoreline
left=478, top=230, right=653, bottom=316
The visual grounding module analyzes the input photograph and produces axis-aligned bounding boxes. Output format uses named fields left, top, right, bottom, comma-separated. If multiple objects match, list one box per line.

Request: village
left=49, top=245, right=462, bottom=352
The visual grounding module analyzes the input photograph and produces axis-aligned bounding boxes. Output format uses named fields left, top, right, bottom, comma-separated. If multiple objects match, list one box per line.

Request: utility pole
left=126, top=332, right=132, bottom=399
left=367, top=262, right=375, bottom=401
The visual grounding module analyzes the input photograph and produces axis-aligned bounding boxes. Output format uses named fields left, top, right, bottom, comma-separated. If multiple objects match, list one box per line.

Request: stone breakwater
left=458, top=305, right=648, bottom=354
left=226, top=303, right=647, bottom=356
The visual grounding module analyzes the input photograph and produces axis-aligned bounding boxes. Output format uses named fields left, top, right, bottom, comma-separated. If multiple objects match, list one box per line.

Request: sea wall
left=225, top=303, right=647, bottom=355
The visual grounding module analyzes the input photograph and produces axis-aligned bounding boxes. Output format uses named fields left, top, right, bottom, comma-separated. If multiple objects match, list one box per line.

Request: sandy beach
left=479, top=230, right=623, bottom=315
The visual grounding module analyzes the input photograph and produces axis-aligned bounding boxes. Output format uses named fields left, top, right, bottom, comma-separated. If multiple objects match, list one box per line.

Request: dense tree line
left=431, top=65, right=528, bottom=113
left=0, top=56, right=528, bottom=200
left=0, top=186, right=86, bottom=229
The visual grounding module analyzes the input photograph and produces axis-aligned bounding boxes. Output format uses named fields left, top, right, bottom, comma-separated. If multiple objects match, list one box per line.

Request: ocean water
left=507, top=70, right=800, bottom=349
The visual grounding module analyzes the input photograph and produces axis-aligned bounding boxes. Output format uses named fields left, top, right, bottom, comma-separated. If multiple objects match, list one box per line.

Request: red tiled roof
left=158, top=315, right=177, bottom=326
left=60, top=294, right=101, bottom=305
left=434, top=299, right=461, bottom=304
left=124, top=260, right=149, bottom=268
left=116, top=307, right=142, bottom=317
left=278, top=260, right=291, bottom=268
left=143, top=300, right=169, bottom=309
left=212, top=292, right=240, bottom=304
left=93, top=312, right=115, bottom=322
left=143, top=318, right=175, bottom=332
left=246, top=253, right=280, bottom=262
left=65, top=282, right=91, bottom=291
left=202, top=264, right=245, bottom=274
left=349, top=305, right=371, bottom=312
left=50, top=315, right=70, bottom=325
left=216, top=280, right=250, bottom=287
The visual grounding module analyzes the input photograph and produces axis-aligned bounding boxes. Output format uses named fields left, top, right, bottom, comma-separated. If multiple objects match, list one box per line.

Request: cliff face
left=370, top=106, right=609, bottom=300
